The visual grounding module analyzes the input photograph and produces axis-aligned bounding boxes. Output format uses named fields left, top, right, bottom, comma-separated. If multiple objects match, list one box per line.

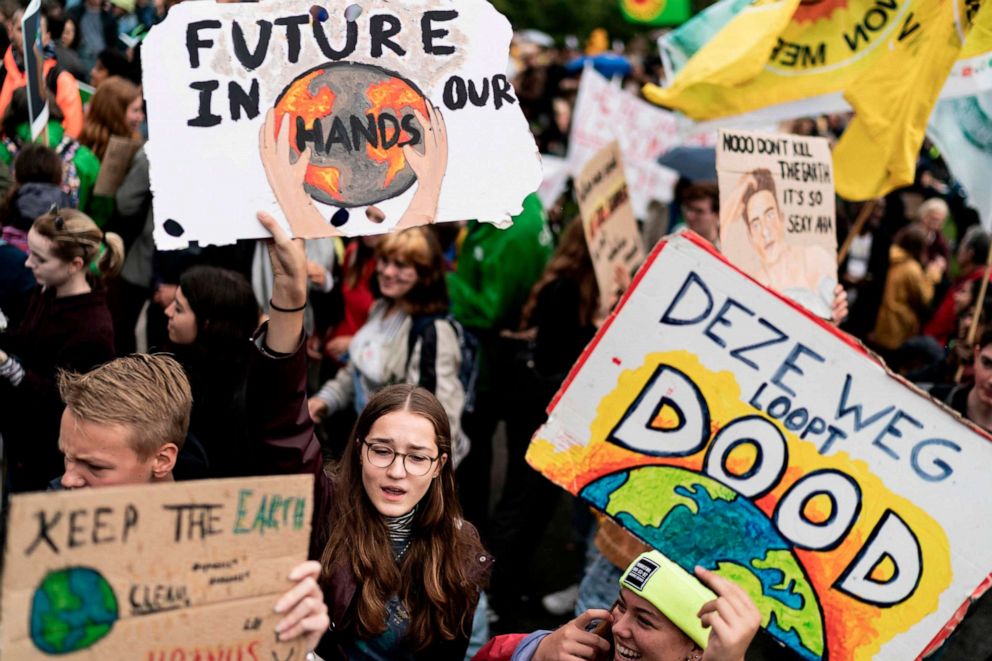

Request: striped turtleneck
left=385, top=507, right=416, bottom=559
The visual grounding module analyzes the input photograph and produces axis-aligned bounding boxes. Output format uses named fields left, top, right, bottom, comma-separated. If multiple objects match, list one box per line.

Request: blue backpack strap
left=407, top=314, right=441, bottom=394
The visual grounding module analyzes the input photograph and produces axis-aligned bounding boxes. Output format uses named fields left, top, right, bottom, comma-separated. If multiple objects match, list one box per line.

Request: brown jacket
left=873, top=246, right=937, bottom=351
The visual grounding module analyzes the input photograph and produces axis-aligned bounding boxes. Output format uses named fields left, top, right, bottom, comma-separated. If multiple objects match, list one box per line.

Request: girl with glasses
left=245, top=112, right=489, bottom=660
left=250, top=212, right=490, bottom=659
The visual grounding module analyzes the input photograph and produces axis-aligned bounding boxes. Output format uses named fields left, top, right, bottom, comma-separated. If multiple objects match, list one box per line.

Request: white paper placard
left=143, top=0, right=542, bottom=248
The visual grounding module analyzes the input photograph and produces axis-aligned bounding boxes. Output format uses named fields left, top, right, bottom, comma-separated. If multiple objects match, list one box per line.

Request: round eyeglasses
left=361, top=440, right=439, bottom=477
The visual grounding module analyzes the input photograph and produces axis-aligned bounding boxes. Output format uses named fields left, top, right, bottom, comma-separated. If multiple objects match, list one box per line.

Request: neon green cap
left=618, top=550, right=716, bottom=649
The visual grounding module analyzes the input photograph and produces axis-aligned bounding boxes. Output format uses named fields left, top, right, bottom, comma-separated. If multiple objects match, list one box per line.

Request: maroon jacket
left=246, top=329, right=492, bottom=660
left=0, top=286, right=115, bottom=491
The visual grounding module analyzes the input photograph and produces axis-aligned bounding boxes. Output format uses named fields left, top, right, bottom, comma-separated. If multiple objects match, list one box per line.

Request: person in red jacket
left=0, top=8, right=84, bottom=138
left=473, top=551, right=761, bottom=661
left=924, top=226, right=991, bottom=347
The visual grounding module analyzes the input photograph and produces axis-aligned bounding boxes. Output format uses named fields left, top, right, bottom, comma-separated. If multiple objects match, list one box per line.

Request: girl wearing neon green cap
left=474, top=551, right=761, bottom=661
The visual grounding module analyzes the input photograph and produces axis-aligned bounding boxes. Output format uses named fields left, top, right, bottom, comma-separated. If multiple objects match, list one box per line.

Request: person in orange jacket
left=0, top=8, right=83, bottom=139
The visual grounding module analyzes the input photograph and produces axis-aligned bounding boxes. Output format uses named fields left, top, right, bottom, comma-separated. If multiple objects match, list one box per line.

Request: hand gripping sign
left=142, top=0, right=542, bottom=249
left=526, top=231, right=992, bottom=660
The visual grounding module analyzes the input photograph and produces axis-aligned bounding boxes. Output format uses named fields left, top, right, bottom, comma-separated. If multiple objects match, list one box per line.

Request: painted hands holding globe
left=260, top=101, right=448, bottom=235
left=394, top=102, right=449, bottom=230
left=260, top=110, right=340, bottom=239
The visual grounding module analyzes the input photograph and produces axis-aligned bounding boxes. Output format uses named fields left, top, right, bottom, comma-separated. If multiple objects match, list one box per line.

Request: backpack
left=2, top=133, right=81, bottom=208
left=406, top=314, right=480, bottom=414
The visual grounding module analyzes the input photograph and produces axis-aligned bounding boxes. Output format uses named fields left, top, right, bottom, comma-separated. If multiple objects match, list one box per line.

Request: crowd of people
left=0, top=6, right=989, bottom=661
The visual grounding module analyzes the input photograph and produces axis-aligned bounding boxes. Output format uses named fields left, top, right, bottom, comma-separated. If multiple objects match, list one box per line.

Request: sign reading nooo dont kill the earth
left=526, top=232, right=992, bottom=660
left=143, top=0, right=541, bottom=249
left=717, top=128, right=837, bottom=319
left=0, top=475, right=312, bottom=660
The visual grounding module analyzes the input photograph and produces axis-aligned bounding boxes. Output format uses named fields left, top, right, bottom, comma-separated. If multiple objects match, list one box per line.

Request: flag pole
left=954, top=245, right=992, bottom=382
left=837, top=199, right=878, bottom=265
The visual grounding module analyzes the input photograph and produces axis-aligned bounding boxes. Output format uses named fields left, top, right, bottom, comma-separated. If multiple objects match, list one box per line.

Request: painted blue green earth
left=30, top=567, right=118, bottom=654
left=580, top=465, right=825, bottom=661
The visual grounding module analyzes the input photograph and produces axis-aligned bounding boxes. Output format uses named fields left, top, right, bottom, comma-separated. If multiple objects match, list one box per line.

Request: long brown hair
left=320, top=384, right=486, bottom=650
left=521, top=217, right=599, bottom=328
left=80, top=76, right=141, bottom=160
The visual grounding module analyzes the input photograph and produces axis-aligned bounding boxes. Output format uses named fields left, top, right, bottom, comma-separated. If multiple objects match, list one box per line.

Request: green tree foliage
left=491, top=0, right=639, bottom=43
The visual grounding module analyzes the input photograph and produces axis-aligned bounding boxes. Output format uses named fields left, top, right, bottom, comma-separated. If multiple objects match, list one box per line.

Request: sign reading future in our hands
left=0, top=476, right=313, bottom=660
left=527, top=232, right=992, bottom=660
left=143, top=0, right=541, bottom=249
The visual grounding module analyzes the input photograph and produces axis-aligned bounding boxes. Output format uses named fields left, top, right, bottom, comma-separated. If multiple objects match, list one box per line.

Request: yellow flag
left=646, top=0, right=986, bottom=199
left=644, top=0, right=801, bottom=117
left=835, top=0, right=989, bottom=199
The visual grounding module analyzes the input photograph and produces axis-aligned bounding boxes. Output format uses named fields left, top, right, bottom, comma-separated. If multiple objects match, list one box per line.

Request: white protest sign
left=527, top=232, right=992, bottom=660
left=567, top=67, right=715, bottom=217
left=717, top=128, right=837, bottom=318
left=143, top=0, right=542, bottom=249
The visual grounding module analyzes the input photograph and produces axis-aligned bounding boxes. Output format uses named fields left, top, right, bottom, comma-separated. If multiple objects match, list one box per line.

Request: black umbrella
left=657, top=146, right=717, bottom=182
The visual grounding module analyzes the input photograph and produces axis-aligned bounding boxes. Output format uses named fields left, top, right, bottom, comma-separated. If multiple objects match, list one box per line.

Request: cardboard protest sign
left=142, top=0, right=541, bottom=249
left=574, top=141, right=645, bottom=315
left=1, top=475, right=313, bottom=660
left=526, top=231, right=992, bottom=660
left=717, top=128, right=837, bottom=318
left=93, top=137, right=142, bottom=197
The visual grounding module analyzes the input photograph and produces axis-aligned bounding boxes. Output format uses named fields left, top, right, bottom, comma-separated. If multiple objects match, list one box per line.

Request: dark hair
left=895, top=223, right=929, bottom=264
left=0, top=144, right=65, bottom=230
left=978, top=328, right=992, bottom=352
left=46, top=13, right=66, bottom=40
left=371, top=227, right=448, bottom=315
left=521, top=217, right=598, bottom=328
left=741, top=168, right=777, bottom=226
left=320, top=384, right=486, bottom=651
left=177, top=265, right=260, bottom=356
left=682, top=181, right=719, bottom=213
left=95, top=49, right=136, bottom=83
left=3, top=87, right=64, bottom=143
left=96, top=49, right=132, bottom=76
left=13, top=143, right=63, bottom=185
left=0, top=0, right=20, bottom=22
left=962, top=227, right=991, bottom=266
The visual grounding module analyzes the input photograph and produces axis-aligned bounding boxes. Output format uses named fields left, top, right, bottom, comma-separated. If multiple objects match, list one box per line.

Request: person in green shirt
left=447, top=192, right=554, bottom=535
left=0, top=88, right=107, bottom=225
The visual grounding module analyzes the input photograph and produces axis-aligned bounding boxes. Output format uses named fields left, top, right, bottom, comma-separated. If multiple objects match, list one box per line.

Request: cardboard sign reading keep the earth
left=0, top=475, right=313, bottom=660
left=575, top=141, right=645, bottom=315
left=717, top=128, right=837, bottom=318
left=527, top=232, right=992, bottom=660
left=143, top=0, right=541, bottom=249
